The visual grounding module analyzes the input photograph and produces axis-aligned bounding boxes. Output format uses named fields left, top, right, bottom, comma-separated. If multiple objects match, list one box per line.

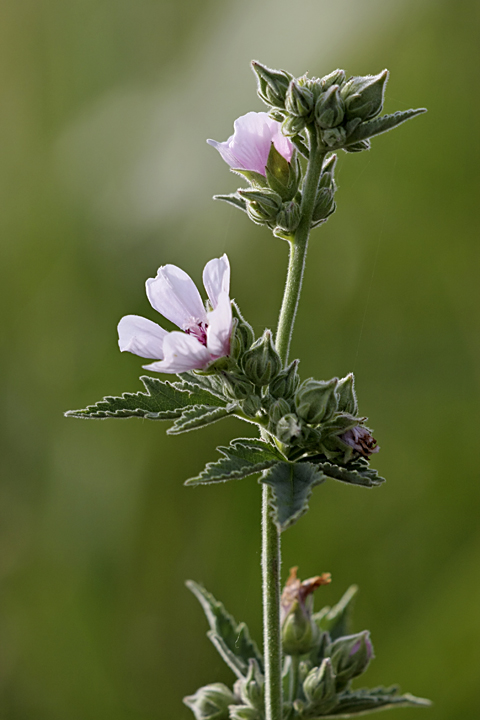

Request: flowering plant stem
left=262, top=126, right=325, bottom=720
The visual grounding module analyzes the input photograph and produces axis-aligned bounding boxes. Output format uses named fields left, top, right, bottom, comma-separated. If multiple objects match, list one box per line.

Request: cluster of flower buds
left=252, top=61, right=424, bottom=155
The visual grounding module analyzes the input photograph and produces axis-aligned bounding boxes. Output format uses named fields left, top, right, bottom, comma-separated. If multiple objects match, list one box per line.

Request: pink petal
left=202, top=254, right=230, bottom=309
left=118, top=315, right=167, bottom=359
left=206, top=291, right=232, bottom=358
left=143, top=331, right=211, bottom=374
left=146, top=264, right=206, bottom=330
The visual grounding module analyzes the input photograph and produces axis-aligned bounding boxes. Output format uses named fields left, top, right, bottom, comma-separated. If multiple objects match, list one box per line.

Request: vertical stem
left=262, top=126, right=326, bottom=720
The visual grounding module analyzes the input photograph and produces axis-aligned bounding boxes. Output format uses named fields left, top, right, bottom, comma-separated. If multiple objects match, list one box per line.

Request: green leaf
left=261, top=461, right=326, bottom=531
left=186, top=580, right=263, bottom=676
left=65, top=375, right=225, bottom=420
left=314, top=585, right=359, bottom=641
left=185, top=438, right=284, bottom=486
left=345, top=108, right=427, bottom=146
left=319, top=686, right=431, bottom=717
left=308, top=459, right=385, bottom=488
left=167, top=404, right=235, bottom=435
left=175, top=372, right=228, bottom=404
left=213, top=193, right=247, bottom=213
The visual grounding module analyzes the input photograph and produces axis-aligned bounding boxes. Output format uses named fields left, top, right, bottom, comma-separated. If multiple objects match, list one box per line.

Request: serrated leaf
left=186, top=581, right=263, bottom=675
left=65, top=375, right=224, bottom=420
left=174, top=373, right=228, bottom=404
left=345, top=108, right=426, bottom=145
left=261, top=461, right=326, bottom=531
left=319, top=687, right=431, bottom=717
left=213, top=193, right=248, bottom=213
left=185, top=439, right=284, bottom=486
left=307, top=459, right=385, bottom=488
left=167, top=404, right=234, bottom=434
left=314, top=585, right=358, bottom=641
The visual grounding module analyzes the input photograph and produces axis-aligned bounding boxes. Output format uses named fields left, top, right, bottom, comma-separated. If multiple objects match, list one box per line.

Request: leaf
left=261, top=461, right=326, bottom=531
left=65, top=375, right=225, bottom=420
left=186, top=580, right=263, bottom=676
left=319, top=686, right=431, bottom=718
left=213, top=193, right=248, bottom=213
left=167, top=404, right=235, bottom=435
left=185, top=439, right=284, bottom=486
left=314, top=585, right=359, bottom=641
left=174, top=373, right=227, bottom=404
left=345, top=108, right=427, bottom=146
left=308, top=459, right=385, bottom=488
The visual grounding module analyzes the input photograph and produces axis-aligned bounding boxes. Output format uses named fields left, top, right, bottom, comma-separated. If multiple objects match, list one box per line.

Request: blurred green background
left=1, top=0, right=479, bottom=718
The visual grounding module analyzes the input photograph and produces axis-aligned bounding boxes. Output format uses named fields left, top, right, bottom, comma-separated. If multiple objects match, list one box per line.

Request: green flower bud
left=285, top=79, right=315, bottom=117
left=234, top=659, right=264, bottom=711
left=242, top=330, right=282, bottom=387
left=329, top=631, right=375, bottom=690
left=221, top=372, right=256, bottom=401
left=183, top=683, right=236, bottom=720
left=228, top=706, right=261, bottom=720
left=295, top=378, right=339, bottom=424
left=315, top=85, right=345, bottom=129
left=336, top=373, right=358, bottom=415
left=268, top=397, right=291, bottom=425
left=239, top=188, right=282, bottom=224
left=321, top=126, right=347, bottom=148
left=241, top=393, right=262, bottom=418
left=282, top=113, right=306, bottom=137
left=311, top=188, right=335, bottom=227
left=276, top=413, right=302, bottom=444
left=342, top=70, right=389, bottom=121
left=344, top=139, right=371, bottom=153
left=230, top=302, right=255, bottom=361
left=251, top=61, right=292, bottom=109
left=303, top=658, right=338, bottom=713
left=276, top=201, right=301, bottom=233
left=321, top=69, right=346, bottom=90
left=281, top=567, right=331, bottom=656
left=268, top=359, right=300, bottom=400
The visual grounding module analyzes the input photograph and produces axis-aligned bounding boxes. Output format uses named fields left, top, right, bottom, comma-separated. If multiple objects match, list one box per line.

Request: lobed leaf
left=186, top=580, right=263, bottom=676
left=261, top=461, right=326, bottom=531
left=167, top=404, right=235, bottom=435
left=307, top=459, right=385, bottom=488
left=319, top=686, right=431, bottom=718
left=65, top=375, right=225, bottom=420
left=185, top=439, right=284, bottom=486
left=345, top=108, right=427, bottom=146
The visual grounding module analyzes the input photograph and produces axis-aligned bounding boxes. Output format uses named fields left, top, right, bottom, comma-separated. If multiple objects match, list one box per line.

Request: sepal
left=213, top=193, right=247, bottom=213
left=341, top=70, right=389, bottom=121
left=344, top=108, right=427, bottom=146
left=315, top=85, right=345, bottom=129
left=295, top=378, right=339, bottom=424
left=242, top=330, right=282, bottom=387
left=285, top=79, right=315, bottom=117
left=251, top=60, right=292, bottom=108
left=303, top=658, right=338, bottom=715
left=183, top=683, right=235, bottom=720
left=268, top=359, right=300, bottom=400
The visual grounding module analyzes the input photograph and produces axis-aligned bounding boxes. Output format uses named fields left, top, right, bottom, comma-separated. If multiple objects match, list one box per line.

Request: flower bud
left=228, top=706, right=261, bottom=720
left=251, top=61, right=292, bottom=108
left=285, top=79, right=314, bottom=117
left=320, top=69, right=346, bottom=90
left=230, top=302, right=255, bottom=361
left=221, top=372, right=256, bottom=401
left=282, top=114, right=306, bottom=137
left=311, top=188, right=335, bottom=227
left=242, top=330, right=282, bottom=387
left=329, top=631, right=375, bottom=690
left=239, top=189, right=282, bottom=224
left=303, top=658, right=338, bottom=713
left=276, top=413, right=302, bottom=444
left=336, top=373, right=358, bottom=415
left=281, top=567, right=331, bottom=656
left=315, top=85, right=345, bottom=129
left=183, top=683, right=236, bottom=720
left=321, top=126, right=347, bottom=148
left=268, top=359, right=300, bottom=400
left=276, top=201, right=301, bottom=233
left=234, top=659, right=264, bottom=711
left=295, top=378, right=339, bottom=425
left=342, top=70, right=388, bottom=121
left=241, top=393, right=262, bottom=418
left=339, top=425, right=379, bottom=459
left=268, top=397, right=291, bottom=425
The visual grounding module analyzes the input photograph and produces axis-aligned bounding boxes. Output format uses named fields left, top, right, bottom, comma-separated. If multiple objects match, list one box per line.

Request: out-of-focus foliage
left=0, top=1, right=479, bottom=718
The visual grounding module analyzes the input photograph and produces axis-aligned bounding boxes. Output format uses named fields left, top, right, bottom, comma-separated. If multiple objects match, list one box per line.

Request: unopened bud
left=342, top=70, right=389, bottom=121
left=228, top=706, right=260, bottom=720
left=285, top=79, right=314, bottom=117
left=321, top=69, right=346, bottom=90
left=269, top=360, right=300, bottom=399
left=295, top=378, right=339, bottom=424
left=315, top=85, right=345, bottom=129
left=336, top=373, right=358, bottom=415
left=268, top=397, right=291, bottom=425
left=321, top=126, right=347, bottom=148
left=234, top=659, right=264, bottom=711
left=241, top=393, right=262, bottom=418
left=240, top=189, right=282, bottom=224
left=303, top=658, right=338, bottom=712
left=221, top=373, right=256, bottom=401
left=276, top=413, right=302, bottom=444
left=329, top=631, right=375, bottom=690
left=344, top=139, right=371, bottom=153
left=281, top=567, right=331, bottom=656
left=282, top=114, right=306, bottom=137
left=251, top=61, right=292, bottom=109
left=242, top=330, right=282, bottom=386
left=183, top=683, right=236, bottom=720
left=230, top=302, right=255, bottom=360
left=276, top=201, right=301, bottom=233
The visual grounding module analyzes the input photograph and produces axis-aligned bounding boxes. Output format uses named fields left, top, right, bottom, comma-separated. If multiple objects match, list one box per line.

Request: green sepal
left=306, top=459, right=385, bottom=488
left=344, top=108, right=427, bottom=146
left=65, top=375, right=225, bottom=420
left=291, top=135, right=309, bottom=159
left=186, top=580, right=264, bottom=675
left=213, top=193, right=248, bottom=213
left=314, top=585, right=358, bottom=641
left=319, top=686, right=431, bottom=717
left=260, top=461, right=326, bottom=531
left=232, top=168, right=268, bottom=188
left=184, top=438, right=284, bottom=486
left=167, top=404, right=235, bottom=435
left=266, top=142, right=290, bottom=186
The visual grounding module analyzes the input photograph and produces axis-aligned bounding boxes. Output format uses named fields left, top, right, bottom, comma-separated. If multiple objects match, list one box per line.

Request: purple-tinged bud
left=340, top=425, right=379, bottom=458
left=329, top=631, right=375, bottom=690
left=183, top=683, right=236, bottom=720
left=281, top=567, right=331, bottom=656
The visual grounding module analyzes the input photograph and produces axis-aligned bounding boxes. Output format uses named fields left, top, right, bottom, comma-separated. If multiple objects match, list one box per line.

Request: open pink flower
left=118, top=255, right=232, bottom=374
left=207, top=111, right=293, bottom=176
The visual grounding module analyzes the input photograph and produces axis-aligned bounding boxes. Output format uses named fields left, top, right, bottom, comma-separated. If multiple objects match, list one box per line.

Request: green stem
left=288, top=655, right=301, bottom=704
left=262, top=126, right=325, bottom=720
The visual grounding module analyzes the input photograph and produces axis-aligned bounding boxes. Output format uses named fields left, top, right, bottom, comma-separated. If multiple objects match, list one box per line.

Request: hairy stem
left=262, top=127, right=325, bottom=720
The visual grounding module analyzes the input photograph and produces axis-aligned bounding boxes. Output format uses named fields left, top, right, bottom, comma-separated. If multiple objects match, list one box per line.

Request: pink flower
left=207, top=111, right=293, bottom=176
left=118, top=255, right=232, bottom=374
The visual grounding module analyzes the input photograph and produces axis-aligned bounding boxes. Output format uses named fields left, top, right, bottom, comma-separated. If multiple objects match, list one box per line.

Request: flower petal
left=143, top=331, right=211, bottom=374
left=146, top=264, right=206, bottom=330
left=118, top=315, right=167, bottom=359
left=202, top=254, right=230, bottom=308
left=206, top=291, right=232, bottom=358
